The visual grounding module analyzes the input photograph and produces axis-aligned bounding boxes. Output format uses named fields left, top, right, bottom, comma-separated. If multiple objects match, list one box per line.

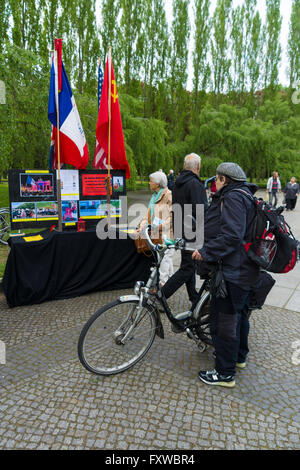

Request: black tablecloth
left=3, top=228, right=153, bottom=308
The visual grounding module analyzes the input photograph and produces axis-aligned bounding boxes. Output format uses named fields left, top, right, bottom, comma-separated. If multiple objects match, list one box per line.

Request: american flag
left=93, top=60, right=107, bottom=169
left=97, top=61, right=104, bottom=110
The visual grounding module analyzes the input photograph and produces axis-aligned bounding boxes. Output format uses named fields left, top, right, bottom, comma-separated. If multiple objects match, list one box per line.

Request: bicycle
left=0, top=207, right=11, bottom=245
left=77, top=226, right=212, bottom=376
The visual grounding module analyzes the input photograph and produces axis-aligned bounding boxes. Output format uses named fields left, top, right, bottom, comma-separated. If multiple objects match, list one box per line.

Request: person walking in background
left=283, top=177, right=299, bottom=211
left=136, top=171, right=174, bottom=286
left=204, top=176, right=217, bottom=205
left=161, top=153, right=208, bottom=309
left=167, top=169, right=175, bottom=191
left=266, top=171, right=281, bottom=208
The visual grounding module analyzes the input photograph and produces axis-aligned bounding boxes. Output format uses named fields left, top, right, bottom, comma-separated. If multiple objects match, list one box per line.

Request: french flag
left=48, top=41, right=89, bottom=169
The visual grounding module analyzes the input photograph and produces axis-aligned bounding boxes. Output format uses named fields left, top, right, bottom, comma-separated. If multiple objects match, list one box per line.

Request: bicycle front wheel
left=78, top=299, right=157, bottom=376
left=0, top=210, right=10, bottom=245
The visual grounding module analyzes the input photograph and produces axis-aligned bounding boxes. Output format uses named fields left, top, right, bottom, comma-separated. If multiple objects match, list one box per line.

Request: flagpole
left=106, top=46, right=112, bottom=229
left=54, top=48, right=63, bottom=232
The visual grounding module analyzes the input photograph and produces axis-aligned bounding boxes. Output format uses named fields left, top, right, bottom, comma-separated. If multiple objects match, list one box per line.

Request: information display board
left=78, top=170, right=125, bottom=226
left=9, top=170, right=58, bottom=230
left=8, top=169, right=126, bottom=230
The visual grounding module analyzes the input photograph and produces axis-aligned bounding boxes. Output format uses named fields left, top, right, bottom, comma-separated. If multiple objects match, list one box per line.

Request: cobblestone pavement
left=0, top=283, right=300, bottom=450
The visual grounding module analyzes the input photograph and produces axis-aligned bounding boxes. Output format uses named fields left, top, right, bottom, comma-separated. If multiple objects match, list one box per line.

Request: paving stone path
left=0, top=284, right=299, bottom=450
left=0, top=187, right=299, bottom=450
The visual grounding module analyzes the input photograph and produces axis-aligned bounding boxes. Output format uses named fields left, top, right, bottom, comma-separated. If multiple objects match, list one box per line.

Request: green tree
left=60, top=0, right=99, bottom=94
left=0, top=44, right=50, bottom=173
left=288, top=0, right=300, bottom=87
left=247, top=10, right=263, bottom=94
left=230, top=4, right=245, bottom=93
left=264, top=0, right=282, bottom=90
left=98, top=0, right=121, bottom=78
left=119, top=0, right=144, bottom=94
left=211, top=0, right=232, bottom=98
left=8, top=0, right=42, bottom=52
left=0, top=1, right=10, bottom=54
left=38, top=0, right=60, bottom=64
left=139, top=0, right=170, bottom=118
left=192, top=0, right=211, bottom=110
left=169, top=0, right=190, bottom=140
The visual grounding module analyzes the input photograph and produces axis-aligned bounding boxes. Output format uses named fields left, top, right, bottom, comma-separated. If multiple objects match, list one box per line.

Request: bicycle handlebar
left=142, top=225, right=196, bottom=253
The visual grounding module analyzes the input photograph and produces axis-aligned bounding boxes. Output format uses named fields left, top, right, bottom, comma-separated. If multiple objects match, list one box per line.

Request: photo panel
left=112, top=176, right=124, bottom=193
left=11, top=202, right=36, bottom=222
left=79, top=199, right=122, bottom=219
left=36, top=201, right=58, bottom=221
left=19, top=173, right=54, bottom=198
left=62, top=200, right=78, bottom=223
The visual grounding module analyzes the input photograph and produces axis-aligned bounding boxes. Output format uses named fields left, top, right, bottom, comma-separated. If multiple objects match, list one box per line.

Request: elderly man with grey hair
left=161, top=153, right=207, bottom=307
left=137, top=170, right=174, bottom=286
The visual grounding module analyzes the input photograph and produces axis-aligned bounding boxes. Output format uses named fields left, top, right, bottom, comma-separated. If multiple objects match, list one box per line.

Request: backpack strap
left=228, top=188, right=256, bottom=203
left=220, top=188, right=256, bottom=212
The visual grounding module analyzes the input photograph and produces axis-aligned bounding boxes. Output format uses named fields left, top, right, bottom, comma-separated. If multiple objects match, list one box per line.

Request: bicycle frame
left=130, top=226, right=211, bottom=337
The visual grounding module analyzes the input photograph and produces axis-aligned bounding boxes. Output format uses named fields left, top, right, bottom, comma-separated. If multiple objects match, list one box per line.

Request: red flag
left=93, top=57, right=130, bottom=179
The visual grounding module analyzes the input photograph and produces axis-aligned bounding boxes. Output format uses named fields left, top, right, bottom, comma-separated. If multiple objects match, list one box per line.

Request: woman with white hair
left=137, top=170, right=174, bottom=286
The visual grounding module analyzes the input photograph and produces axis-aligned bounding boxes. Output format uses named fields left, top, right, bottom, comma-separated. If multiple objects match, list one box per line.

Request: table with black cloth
left=2, top=228, right=153, bottom=308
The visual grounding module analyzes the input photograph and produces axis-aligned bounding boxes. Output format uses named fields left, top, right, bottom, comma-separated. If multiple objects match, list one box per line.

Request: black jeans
left=210, top=281, right=251, bottom=376
left=161, top=251, right=198, bottom=305
left=286, top=198, right=297, bottom=210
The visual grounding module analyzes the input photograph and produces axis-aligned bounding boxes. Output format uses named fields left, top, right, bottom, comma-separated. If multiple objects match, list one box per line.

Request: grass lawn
left=0, top=182, right=41, bottom=278
left=0, top=182, right=9, bottom=207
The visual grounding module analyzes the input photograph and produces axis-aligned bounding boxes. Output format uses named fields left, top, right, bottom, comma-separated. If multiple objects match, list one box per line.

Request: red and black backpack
left=229, top=189, right=299, bottom=274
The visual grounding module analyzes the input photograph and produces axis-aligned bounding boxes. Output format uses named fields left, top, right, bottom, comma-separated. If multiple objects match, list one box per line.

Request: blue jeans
left=210, top=281, right=251, bottom=376
left=269, top=191, right=278, bottom=208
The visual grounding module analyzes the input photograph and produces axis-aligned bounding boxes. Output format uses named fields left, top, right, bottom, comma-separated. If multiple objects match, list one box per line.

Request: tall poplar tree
left=119, top=0, right=144, bottom=93
left=58, top=0, right=99, bottom=94
left=169, top=0, right=190, bottom=140
left=0, top=0, right=10, bottom=54
left=264, top=0, right=282, bottom=90
left=211, top=0, right=232, bottom=97
left=230, top=4, right=245, bottom=93
left=192, top=0, right=211, bottom=109
left=140, top=0, right=169, bottom=117
left=8, top=0, right=42, bottom=52
left=98, top=0, right=121, bottom=78
left=38, top=0, right=60, bottom=64
left=288, top=0, right=300, bottom=87
left=245, top=1, right=263, bottom=94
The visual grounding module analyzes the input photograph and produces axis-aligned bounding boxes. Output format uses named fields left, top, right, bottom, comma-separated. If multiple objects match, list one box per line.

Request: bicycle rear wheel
left=78, top=299, right=157, bottom=376
left=193, top=291, right=213, bottom=346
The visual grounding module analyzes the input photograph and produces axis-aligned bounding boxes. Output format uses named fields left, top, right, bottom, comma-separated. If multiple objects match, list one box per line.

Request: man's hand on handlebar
left=192, top=250, right=203, bottom=261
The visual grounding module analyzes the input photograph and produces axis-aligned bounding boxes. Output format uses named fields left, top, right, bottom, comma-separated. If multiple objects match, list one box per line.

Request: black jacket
left=167, top=173, right=175, bottom=190
left=198, top=182, right=260, bottom=288
left=172, top=170, right=208, bottom=239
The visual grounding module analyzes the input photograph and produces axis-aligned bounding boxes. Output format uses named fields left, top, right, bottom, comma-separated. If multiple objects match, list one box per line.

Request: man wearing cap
left=192, top=162, right=260, bottom=388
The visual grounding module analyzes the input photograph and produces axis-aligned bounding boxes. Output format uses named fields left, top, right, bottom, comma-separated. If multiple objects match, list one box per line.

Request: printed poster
left=58, top=170, right=80, bottom=201
left=81, top=173, right=112, bottom=197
